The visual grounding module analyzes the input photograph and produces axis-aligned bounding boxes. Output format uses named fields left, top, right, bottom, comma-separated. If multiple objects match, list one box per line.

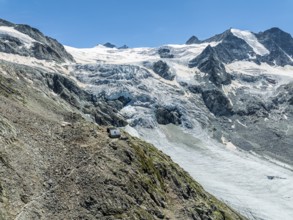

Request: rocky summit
left=1, top=18, right=293, bottom=220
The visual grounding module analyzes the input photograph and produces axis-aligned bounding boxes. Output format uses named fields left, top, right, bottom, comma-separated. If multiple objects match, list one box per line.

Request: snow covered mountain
left=1, top=19, right=293, bottom=219
left=64, top=28, right=293, bottom=166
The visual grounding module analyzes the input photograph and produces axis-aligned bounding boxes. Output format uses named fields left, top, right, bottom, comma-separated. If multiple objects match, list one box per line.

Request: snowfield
left=64, top=41, right=221, bottom=66
left=231, top=29, right=270, bottom=56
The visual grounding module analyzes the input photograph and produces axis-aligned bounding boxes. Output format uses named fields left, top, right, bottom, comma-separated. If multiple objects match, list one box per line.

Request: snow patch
left=236, top=119, right=247, bottom=128
left=0, top=52, right=70, bottom=75
left=0, top=26, right=36, bottom=48
left=221, top=136, right=237, bottom=150
left=231, top=29, right=269, bottom=56
left=65, top=45, right=158, bottom=65
left=226, top=61, right=293, bottom=83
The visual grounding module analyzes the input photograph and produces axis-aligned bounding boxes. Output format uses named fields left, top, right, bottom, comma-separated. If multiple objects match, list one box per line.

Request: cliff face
left=0, top=62, right=244, bottom=220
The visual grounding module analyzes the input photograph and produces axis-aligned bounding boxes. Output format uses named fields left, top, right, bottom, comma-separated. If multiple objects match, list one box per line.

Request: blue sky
left=0, top=0, right=292, bottom=48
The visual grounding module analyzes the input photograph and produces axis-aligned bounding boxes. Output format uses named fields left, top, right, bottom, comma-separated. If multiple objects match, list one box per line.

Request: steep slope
left=0, top=60, right=244, bottom=219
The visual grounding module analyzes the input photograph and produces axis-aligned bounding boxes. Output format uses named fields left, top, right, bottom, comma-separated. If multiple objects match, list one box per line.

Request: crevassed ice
left=231, top=29, right=270, bottom=56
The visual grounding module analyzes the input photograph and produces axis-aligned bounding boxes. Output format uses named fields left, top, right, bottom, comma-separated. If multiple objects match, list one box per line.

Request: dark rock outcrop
left=155, top=106, right=182, bottom=125
left=202, top=89, right=233, bottom=116
left=189, top=45, right=232, bottom=86
left=0, top=35, right=27, bottom=55
left=46, top=73, right=127, bottom=127
left=256, top=28, right=293, bottom=66
left=158, top=48, right=174, bottom=58
left=213, top=33, right=256, bottom=64
left=257, top=28, right=293, bottom=57
left=152, top=60, right=175, bottom=80
left=271, top=82, right=293, bottom=106
left=233, top=95, right=267, bottom=116
left=194, top=29, right=256, bottom=64
left=188, top=85, right=202, bottom=94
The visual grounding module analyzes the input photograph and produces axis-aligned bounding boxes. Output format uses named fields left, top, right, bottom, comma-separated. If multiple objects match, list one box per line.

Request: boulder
left=155, top=106, right=182, bottom=125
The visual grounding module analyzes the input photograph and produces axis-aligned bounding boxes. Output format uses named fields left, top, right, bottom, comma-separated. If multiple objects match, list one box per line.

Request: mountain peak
left=204, top=29, right=234, bottom=43
left=263, top=27, right=287, bottom=35
left=186, top=35, right=201, bottom=44
left=256, top=27, right=293, bottom=60
left=189, top=44, right=217, bottom=68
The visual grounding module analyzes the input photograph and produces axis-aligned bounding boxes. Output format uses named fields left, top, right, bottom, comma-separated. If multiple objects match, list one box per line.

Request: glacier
left=126, top=124, right=293, bottom=220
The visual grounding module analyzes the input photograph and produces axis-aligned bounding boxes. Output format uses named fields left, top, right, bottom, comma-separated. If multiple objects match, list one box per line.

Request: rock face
left=256, top=28, right=293, bottom=66
left=202, top=89, right=233, bottom=116
left=213, top=34, right=255, bottom=64
left=189, top=45, right=232, bottom=86
left=0, top=60, right=127, bottom=127
left=201, top=30, right=256, bottom=64
left=256, top=27, right=293, bottom=57
left=0, top=19, right=74, bottom=62
left=0, top=60, right=244, bottom=220
left=152, top=60, right=175, bottom=80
